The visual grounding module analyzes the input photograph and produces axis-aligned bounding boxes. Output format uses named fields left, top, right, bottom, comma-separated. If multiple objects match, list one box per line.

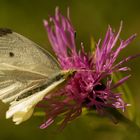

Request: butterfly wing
left=0, top=28, right=60, bottom=103
left=6, top=77, right=66, bottom=125
left=0, top=28, right=60, bottom=76
left=0, top=63, right=49, bottom=103
left=0, top=28, right=62, bottom=124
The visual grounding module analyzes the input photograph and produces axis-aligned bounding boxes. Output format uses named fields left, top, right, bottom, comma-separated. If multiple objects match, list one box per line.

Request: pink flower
left=39, top=7, right=137, bottom=129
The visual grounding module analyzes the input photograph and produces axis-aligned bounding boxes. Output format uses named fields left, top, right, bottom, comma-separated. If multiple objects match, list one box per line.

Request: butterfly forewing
left=0, top=29, right=61, bottom=103
left=0, top=30, right=60, bottom=75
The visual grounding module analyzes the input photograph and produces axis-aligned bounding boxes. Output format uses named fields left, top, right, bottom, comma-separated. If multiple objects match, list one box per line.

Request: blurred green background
left=0, top=0, right=140, bottom=140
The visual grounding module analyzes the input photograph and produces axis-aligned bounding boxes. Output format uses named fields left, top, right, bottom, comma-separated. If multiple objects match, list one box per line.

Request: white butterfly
left=0, top=28, right=75, bottom=125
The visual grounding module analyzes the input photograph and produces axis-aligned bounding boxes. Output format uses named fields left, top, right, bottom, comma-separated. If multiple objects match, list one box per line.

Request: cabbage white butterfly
left=0, top=28, right=76, bottom=125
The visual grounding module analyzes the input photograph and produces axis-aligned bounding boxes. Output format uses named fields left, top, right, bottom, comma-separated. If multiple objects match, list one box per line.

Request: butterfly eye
left=9, top=52, right=14, bottom=57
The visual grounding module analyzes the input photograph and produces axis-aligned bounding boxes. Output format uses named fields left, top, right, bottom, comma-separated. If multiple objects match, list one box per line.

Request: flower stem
left=105, top=108, right=140, bottom=132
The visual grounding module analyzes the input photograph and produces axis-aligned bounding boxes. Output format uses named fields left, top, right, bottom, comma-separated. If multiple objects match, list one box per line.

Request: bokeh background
left=0, top=0, right=140, bottom=140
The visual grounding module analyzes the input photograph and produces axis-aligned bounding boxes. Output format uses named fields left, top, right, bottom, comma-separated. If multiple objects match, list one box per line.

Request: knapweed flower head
left=40, top=7, right=137, bottom=129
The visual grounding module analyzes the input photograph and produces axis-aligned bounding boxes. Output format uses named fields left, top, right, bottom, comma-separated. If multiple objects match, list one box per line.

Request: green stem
left=105, top=108, right=140, bottom=132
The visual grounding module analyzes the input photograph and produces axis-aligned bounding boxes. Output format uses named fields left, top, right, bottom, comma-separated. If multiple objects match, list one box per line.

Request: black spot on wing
left=9, top=52, right=14, bottom=57
left=0, top=28, right=12, bottom=36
